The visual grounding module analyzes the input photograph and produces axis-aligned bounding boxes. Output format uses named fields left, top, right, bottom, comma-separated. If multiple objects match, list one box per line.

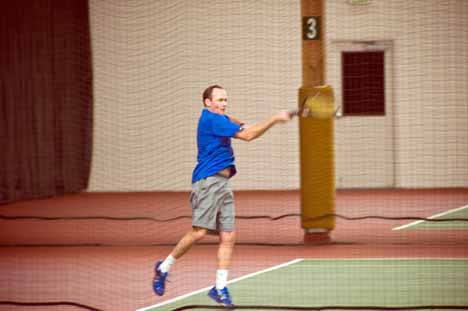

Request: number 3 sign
left=303, top=16, right=321, bottom=40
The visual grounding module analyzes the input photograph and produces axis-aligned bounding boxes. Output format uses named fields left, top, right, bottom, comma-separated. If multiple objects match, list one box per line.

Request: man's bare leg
left=216, top=231, right=236, bottom=289
left=159, top=227, right=207, bottom=273
left=154, top=227, right=208, bottom=296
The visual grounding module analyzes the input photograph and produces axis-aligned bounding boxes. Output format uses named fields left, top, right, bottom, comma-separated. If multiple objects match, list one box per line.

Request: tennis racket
left=290, top=85, right=342, bottom=119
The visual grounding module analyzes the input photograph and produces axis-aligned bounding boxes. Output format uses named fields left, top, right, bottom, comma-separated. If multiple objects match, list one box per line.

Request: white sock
left=159, top=255, right=176, bottom=273
left=216, top=269, right=228, bottom=290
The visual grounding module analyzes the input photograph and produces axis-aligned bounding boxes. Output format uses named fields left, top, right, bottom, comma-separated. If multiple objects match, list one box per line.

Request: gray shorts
left=190, top=174, right=235, bottom=232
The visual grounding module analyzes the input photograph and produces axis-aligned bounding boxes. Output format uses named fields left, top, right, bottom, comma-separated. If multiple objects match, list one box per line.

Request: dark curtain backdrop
left=0, top=1, right=93, bottom=204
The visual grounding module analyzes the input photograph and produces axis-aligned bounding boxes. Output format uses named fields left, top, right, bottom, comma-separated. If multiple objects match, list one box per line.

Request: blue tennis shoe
left=153, top=261, right=168, bottom=296
left=208, top=286, right=234, bottom=308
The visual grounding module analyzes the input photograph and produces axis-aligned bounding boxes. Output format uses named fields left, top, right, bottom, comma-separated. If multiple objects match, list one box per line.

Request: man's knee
left=220, top=231, right=236, bottom=245
left=191, top=227, right=207, bottom=241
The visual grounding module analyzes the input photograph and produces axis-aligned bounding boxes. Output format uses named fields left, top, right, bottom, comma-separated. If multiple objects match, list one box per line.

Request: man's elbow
left=235, top=132, right=254, bottom=142
left=244, top=135, right=255, bottom=142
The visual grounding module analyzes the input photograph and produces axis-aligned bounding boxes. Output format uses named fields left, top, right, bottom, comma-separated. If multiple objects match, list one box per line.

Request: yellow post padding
left=299, top=85, right=335, bottom=231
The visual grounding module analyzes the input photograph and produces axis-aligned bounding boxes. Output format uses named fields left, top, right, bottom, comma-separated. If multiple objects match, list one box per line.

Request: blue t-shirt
left=192, top=109, right=242, bottom=183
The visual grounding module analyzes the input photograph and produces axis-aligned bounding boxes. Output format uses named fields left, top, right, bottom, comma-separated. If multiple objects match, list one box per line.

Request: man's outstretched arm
left=234, top=111, right=291, bottom=142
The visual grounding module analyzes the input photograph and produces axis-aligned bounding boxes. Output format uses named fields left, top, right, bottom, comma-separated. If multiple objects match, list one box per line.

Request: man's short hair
left=202, top=85, right=224, bottom=106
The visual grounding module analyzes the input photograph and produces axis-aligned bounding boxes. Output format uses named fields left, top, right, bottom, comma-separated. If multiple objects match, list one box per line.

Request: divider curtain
left=1, top=0, right=93, bottom=204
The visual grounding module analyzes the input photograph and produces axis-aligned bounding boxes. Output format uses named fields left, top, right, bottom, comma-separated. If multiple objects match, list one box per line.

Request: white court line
left=392, top=204, right=468, bottom=231
left=297, top=257, right=468, bottom=267
left=300, top=257, right=468, bottom=261
left=136, top=258, right=303, bottom=311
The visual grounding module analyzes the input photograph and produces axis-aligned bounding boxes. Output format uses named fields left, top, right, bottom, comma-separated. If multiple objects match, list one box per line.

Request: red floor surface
left=1, top=189, right=467, bottom=310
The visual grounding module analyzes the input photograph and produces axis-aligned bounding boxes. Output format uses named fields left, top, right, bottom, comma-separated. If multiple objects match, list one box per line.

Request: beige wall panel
left=88, top=0, right=467, bottom=191
left=88, top=0, right=301, bottom=191
left=326, top=0, right=468, bottom=188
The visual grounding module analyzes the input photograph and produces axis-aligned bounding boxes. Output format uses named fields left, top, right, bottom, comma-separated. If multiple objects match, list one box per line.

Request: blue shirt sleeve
left=211, top=115, right=241, bottom=137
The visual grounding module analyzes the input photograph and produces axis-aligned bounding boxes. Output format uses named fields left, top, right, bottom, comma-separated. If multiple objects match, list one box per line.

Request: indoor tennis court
left=1, top=1, right=467, bottom=311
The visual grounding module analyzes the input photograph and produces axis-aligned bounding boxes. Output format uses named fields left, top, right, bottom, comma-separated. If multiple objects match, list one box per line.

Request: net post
left=300, top=0, right=334, bottom=244
left=304, top=228, right=331, bottom=244
left=299, top=86, right=335, bottom=245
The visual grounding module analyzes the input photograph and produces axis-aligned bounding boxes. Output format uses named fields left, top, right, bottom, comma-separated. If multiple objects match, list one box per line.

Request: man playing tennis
left=153, top=85, right=291, bottom=307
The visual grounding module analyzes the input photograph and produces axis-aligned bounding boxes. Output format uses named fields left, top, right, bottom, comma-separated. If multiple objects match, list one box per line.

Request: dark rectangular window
left=342, top=51, right=385, bottom=116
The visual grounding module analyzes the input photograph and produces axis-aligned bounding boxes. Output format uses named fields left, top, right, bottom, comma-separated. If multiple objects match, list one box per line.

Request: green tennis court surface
left=141, top=258, right=468, bottom=311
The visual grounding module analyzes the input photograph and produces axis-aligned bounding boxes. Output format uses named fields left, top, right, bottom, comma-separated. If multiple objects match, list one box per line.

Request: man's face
left=206, top=88, right=228, bottom=115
